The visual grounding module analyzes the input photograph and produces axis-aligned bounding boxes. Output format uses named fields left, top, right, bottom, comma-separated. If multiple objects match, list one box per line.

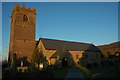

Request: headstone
left=21, top=61, right=23, bottom=67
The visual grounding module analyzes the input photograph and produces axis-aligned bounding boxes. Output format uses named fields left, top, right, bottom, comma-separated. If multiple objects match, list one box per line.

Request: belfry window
left=23, top=15, right=28, bottom=21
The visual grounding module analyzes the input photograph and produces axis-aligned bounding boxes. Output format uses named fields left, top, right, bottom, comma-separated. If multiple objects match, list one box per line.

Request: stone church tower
left=9, top=4, right=36, bottom=63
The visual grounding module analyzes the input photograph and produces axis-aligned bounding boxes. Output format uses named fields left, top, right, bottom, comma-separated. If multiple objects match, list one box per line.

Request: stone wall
left=37, top=40, right=56, bottom=64
left=13, top=40, right=36, bottom=62
left=69, top=51, right=84, bottom=64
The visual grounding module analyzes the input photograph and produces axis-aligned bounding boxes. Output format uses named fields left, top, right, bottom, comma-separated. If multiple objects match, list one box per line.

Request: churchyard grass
left=75, top=63, right=119, bottom=78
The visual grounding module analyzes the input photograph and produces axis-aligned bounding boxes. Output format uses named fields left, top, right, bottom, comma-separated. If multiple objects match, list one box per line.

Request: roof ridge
left=40, top=37, right=92, bottom=45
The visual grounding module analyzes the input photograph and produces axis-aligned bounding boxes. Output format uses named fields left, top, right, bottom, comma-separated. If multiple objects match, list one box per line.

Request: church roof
left=39, top=38, right=101, bottom=52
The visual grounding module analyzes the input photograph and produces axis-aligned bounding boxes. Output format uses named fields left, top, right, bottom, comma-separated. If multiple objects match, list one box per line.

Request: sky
left=1, top=0, right=120, bottom=2
left=2, top=2, right=118, bottom=60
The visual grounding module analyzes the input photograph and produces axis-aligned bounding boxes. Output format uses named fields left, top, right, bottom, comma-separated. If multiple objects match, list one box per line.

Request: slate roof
left=39, top=38, right=101, bottom=52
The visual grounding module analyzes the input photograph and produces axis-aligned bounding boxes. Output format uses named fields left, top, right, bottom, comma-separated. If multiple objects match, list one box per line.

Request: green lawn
left=76, top=63, right=119, bottom=78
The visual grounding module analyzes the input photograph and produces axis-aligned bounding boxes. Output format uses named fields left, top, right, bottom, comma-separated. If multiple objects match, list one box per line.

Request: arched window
left=23, top=15, right=28, bottom=21
left=76, top=55, right=79, bottom=59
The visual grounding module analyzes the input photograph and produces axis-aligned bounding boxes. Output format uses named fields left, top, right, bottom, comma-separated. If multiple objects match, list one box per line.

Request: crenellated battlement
left=13, top=4, right=36, bottom=13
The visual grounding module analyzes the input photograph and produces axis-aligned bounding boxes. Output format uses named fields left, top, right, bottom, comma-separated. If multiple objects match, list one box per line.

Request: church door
left=62, top=57, right=68, bottom=67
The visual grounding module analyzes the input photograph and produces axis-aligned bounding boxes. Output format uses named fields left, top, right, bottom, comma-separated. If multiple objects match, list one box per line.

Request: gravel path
left=64, top=67, right=86, bottom=79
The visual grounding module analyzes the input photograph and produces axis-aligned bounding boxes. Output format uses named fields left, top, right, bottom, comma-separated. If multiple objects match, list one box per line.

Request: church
left=9, top=4, right=101, bottom=67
